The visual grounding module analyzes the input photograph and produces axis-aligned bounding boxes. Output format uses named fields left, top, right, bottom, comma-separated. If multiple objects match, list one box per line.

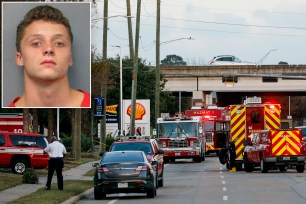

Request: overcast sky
left=91, top=0, right=306, bottom=65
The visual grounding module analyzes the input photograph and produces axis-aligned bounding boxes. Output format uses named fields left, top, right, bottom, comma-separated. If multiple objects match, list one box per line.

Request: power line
left=105, top=19, right=306, bottom=37
left=160, top=16, right=306, bottom=30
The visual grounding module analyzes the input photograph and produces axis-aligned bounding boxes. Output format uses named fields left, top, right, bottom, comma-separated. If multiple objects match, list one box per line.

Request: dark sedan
left=93, top=151, right=157, bottom=200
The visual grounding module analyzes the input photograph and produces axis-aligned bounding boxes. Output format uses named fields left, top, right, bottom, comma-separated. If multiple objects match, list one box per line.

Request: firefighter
left=229, top=141, right=236, bottom=172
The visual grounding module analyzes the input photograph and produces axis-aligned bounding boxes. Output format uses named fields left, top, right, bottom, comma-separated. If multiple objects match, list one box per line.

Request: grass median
left=8, top=180, right=93, bottom=204
left=0, top=152, right=99, bottom=191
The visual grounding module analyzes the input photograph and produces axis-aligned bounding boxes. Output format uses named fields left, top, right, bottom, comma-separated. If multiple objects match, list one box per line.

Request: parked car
left=92, top=151, right=157, bottom=199
left=295, top=126, right=306, bottom=144
left=210, top=55, right=255, bottom=65
left=0, top=132, right=49, bottom=174
left=109, top=137, right=164, bottom=187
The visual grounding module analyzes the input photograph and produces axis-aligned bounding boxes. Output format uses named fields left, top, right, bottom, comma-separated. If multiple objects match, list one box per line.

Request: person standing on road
left=44, top=136, right=67, bottom=190
left=229, top=141, right=236, bottom=172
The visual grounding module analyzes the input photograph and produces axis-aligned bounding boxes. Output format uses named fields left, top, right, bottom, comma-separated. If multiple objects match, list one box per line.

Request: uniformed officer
left=44, top=136, right=67, bottom=190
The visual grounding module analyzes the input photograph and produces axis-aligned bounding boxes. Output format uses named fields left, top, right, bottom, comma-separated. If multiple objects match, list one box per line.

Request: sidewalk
left=0, top=160, right=99, bottom=204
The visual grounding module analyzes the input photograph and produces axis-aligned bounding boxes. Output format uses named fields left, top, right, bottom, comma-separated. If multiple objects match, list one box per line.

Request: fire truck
left=185, top=107, right=229, bottom=155
left=219, top=97, right=281, bottom=170
left=156, top=116, right=205, bottom=163
left=0, top=113, right=24, bottom=133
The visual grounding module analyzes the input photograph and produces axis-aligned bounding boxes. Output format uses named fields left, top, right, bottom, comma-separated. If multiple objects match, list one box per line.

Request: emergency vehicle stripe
left=230, top=106, right=246, bottom=160
left=1, top=148, right=44, bottom=154
left=272, top=130, right=300, bottom=156
left=264, top=106, right=280, bottom=130
left=235, top=138, right=245, bottom=159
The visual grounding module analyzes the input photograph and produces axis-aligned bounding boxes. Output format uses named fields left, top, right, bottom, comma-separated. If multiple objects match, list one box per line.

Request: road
left=77, top=155, right=306, bottom=204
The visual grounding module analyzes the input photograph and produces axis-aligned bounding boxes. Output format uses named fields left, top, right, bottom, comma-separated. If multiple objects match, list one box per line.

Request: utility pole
left=130, top=0, right=141, bottom=136
left=155, top=0, right=161, bottom=129
left=101, top=0, right=108, bottom=151
left=126, top=0, right=134, bottom=60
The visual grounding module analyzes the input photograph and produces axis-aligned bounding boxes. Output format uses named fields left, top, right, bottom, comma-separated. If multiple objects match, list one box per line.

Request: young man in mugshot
left=8, top=5, right=90, bottom=107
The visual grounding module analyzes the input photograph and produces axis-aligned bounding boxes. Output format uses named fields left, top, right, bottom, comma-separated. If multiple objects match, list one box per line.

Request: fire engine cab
left=219, top=96, right=281, bottom=170
left=156, top=116, right=205, bottom=163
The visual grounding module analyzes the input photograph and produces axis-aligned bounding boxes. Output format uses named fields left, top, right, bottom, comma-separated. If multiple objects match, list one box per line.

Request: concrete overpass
left=160, top=64, right=306, bottom=106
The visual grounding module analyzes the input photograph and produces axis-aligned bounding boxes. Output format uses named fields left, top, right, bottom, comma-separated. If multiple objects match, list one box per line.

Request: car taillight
left=97, top=166, right=110, bottom=173
left=135, top=165, right=148, bottom=173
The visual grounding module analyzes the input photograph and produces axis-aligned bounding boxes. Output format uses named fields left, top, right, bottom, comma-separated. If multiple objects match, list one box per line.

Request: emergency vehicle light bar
left=244, top=96, right=262, bottom=104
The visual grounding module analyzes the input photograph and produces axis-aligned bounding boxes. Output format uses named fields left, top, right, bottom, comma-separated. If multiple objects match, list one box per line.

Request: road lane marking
left=108, top=199, right=119, bottom=204
left=223, top=187, right=226, bottom=191
left=223, top=196, right=228, bottom=201
left=222, top=180, right=225, bottom=185
left=221, top=176, right=224, bottom=179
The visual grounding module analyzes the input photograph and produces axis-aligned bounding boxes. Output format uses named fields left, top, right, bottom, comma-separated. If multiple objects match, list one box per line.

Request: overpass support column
left=192, top=91, right=214, bottom=107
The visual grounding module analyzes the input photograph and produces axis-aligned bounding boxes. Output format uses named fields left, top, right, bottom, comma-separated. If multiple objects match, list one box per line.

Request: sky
left=91, top=0, right=306, bottom=66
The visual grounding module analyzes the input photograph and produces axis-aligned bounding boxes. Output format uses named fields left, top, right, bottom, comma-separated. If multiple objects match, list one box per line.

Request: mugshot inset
left=2, top=2, right=91, bottom=108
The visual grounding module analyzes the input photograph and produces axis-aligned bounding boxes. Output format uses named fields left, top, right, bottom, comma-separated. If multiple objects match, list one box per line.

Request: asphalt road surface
left=77, top=155, right=306, bottom=204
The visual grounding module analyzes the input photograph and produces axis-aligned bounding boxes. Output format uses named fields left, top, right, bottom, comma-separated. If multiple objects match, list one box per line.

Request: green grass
left=0, top=173, right=23, bottom=191
left=84, top=168, right=96, bottom=177
left=8, top=180, right=93, bottom=204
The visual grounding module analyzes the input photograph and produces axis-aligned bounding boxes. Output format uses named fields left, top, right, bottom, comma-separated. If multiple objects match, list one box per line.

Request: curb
left=61, top=187, right=94, bottom=204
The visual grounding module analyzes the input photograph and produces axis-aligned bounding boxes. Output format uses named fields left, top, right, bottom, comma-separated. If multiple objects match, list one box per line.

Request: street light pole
left=154, top=37, right=195, bottom=125
left=112, top=45, right=123, bottom=136
left=256, top=49, right=277, bottom=66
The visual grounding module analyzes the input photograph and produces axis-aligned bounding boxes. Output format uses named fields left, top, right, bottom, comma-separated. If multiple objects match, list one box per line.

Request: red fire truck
left=185, top=108, right=230, bottom=155
left=0, top=113, right=24, bottom=133
left=219, top=97, right=281, bottom=170
left=156, top=116, right=205, bottom=163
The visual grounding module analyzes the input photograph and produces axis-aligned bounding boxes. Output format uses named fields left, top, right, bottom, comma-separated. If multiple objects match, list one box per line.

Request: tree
left=23, top=109, right=30, bottom=133
left=161, top=55, right=187, bottom=66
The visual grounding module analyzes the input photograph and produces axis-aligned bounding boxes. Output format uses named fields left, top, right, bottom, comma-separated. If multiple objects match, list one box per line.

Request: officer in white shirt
left=44, top=136, right=67, bottom=190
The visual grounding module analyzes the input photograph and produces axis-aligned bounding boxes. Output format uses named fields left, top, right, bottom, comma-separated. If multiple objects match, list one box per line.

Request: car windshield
left=157, top=122, right=198, bottom=138
left=111, top=142, right=153, bottom=154
left=102, top=152, right=144, bottom=163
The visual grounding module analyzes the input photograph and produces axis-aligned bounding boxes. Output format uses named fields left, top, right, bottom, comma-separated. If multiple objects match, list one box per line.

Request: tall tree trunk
left=47, top=109, right=54, bottom=142
left=23, top=109, right=30, bottom=133
left=32, top=109, right=39, bottom=133
left=75, top=109, right=82, bottom=161
left=71, top=109, right=76, bottom=157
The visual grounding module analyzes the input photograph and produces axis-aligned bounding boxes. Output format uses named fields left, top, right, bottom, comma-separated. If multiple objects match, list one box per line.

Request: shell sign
left=127, top=103, right=146, bottom=120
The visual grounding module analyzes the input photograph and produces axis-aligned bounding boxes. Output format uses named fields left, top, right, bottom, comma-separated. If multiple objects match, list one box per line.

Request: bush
left=60, top=134, right=95, bottom=152
left=105, top=136, right=114, bottom=151
left=22, top=168, right=39, bottom=184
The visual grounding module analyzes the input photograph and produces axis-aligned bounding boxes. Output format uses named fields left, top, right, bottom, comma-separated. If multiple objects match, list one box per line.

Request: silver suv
left=210, top=55, right=254, bottom=65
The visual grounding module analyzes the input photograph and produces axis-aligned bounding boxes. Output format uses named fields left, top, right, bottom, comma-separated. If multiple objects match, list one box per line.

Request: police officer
left=44, top=136, right=67, bottom=190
